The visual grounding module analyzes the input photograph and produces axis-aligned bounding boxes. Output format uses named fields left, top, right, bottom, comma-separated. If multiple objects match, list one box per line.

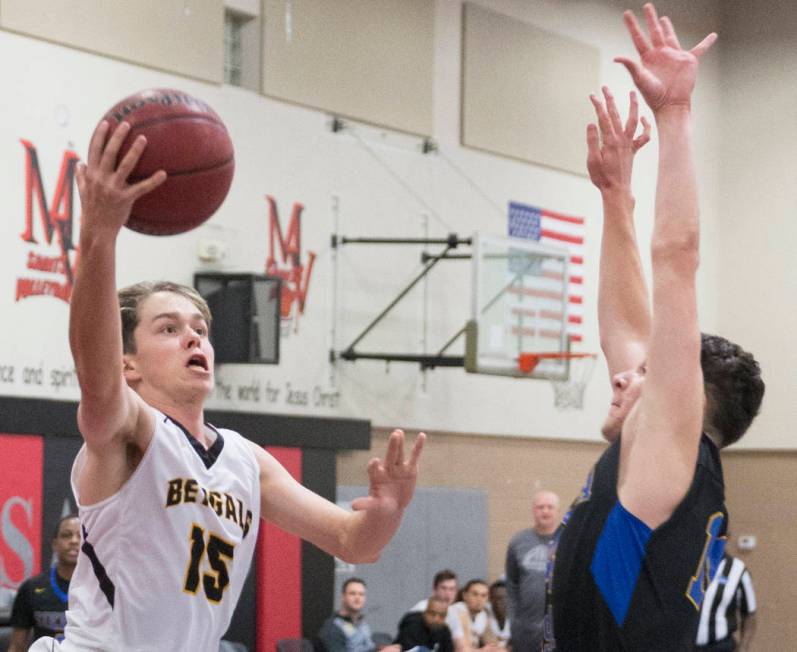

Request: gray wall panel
left=335, top=486, right=488, bottom=635
left=461, top=2, right=599, bottom=175
left=263, top=0, right=434, bottom=136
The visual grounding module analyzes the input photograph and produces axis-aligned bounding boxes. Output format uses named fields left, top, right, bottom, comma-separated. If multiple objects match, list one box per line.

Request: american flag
left=508, top=201, right=585, bottom=343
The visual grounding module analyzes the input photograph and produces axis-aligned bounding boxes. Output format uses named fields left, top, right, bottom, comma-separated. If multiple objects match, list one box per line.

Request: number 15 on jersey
left=183, top=523, right=236, bottom=603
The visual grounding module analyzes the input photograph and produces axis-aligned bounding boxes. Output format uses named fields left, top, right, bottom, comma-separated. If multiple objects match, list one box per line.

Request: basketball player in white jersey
left=30, top=121, right=425, bottom=652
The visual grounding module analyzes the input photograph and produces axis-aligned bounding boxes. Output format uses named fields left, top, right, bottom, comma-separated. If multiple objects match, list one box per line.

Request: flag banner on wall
left=0, top=434, right=43, bottom=590
left=508, top=201, right=585, bottom=342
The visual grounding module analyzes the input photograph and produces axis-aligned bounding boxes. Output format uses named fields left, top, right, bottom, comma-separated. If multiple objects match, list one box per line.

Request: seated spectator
left=449, top=580, right=499, bottom=650
left=486, top=581, right=510, bottom=648
left=395, top=596, right=453, bottom=652
left=8, top=515, right=79, bottom=652
left=410, top=569, right=465, bottom=649
left=318, top=578, right=399, bottom=652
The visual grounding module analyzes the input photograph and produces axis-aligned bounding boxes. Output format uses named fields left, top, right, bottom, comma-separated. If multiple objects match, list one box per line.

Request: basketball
left=99, top=88, right=235, bottom=236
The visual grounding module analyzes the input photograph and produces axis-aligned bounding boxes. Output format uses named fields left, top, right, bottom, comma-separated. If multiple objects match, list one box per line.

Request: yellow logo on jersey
left=165, top=477, right=254, bottom=538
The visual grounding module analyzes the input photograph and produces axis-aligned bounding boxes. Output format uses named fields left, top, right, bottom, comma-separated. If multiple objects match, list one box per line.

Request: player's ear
left=122, top=355, right=141, bottom=382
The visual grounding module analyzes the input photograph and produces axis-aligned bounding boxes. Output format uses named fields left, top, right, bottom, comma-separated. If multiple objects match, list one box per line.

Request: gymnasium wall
left=716, top=2, right=797, bottom=450
left=0, top=0, right=792, bottom=645
left=339, top=428, right=797, bottom=649
left=0, top=0, right=744, bottom=446
left=0, top=0, right=224, bottom=83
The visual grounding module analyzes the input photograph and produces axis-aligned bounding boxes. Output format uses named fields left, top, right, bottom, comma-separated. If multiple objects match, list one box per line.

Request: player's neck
left=147, top=396, right=209, bottom=447
left=56, top=562, right=76, bottom=581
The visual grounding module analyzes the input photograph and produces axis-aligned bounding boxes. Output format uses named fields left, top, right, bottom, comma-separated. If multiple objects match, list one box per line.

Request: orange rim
left=517, top=352, right=596, bottom=374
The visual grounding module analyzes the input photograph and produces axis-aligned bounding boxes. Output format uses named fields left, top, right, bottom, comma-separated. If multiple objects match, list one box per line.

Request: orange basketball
left=99, top=88, right=235, bottom=236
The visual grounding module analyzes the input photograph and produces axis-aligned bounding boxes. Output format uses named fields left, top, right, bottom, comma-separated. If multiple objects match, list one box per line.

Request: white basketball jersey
left=62, top=411, right=261, bottom=652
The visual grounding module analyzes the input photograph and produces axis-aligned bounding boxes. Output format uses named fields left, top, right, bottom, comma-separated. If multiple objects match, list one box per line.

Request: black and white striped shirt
left=696, top=555, right=757, bottom=645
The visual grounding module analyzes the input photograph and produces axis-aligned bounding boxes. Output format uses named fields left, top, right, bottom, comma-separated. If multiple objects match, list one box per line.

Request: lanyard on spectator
left=50, top=566, right=69, bottom=604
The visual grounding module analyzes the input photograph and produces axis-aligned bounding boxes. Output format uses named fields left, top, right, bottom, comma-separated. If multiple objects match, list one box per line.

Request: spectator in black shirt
left=395, top=596, right=453, bottom=652
left=9, top=515, right=80, bottom=651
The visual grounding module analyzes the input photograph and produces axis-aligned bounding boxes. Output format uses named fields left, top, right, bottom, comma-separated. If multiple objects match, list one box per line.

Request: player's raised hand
left=75, top=120, right=166, bottom=233
left=615, top=3, right=716, bottom=113
left=587, top=87, right=650, bottom=192
left=351, top=429, right=425, bottom=515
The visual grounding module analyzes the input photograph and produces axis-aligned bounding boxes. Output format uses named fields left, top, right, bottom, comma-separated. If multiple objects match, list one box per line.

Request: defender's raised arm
left=588, top=88, right=652, bottom=380
left=616, top=3, right=716, bottom=527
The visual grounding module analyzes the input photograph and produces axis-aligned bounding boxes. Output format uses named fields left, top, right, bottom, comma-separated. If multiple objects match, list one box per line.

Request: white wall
left=716, top=2, right=797, bottom=449
left=2, top=1, right=763, bottom=446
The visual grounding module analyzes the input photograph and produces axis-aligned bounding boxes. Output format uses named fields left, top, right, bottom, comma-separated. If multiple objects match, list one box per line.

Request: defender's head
left=601, top=333, right=764, bottom=447
left=700, top=333, right=764, bottom=447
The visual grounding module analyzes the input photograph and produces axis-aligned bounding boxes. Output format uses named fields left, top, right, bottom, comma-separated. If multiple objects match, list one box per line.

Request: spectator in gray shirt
left=505, top=490, right=560, bottom=651
left=318, top=578, right=400, bottom=652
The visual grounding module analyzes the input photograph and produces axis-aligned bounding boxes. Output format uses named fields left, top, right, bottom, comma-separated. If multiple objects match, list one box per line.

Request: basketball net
left=517, top=352, right=598, bottom=410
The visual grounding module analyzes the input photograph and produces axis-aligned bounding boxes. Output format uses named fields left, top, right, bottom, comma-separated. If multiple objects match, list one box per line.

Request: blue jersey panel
left=590, top=501, right=652, bottom=626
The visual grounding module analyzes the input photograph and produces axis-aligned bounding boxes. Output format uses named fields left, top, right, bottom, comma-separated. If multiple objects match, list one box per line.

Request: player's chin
left=600, top=419, right=621, bottom=443
left=186, top=375, right=215, bottom=398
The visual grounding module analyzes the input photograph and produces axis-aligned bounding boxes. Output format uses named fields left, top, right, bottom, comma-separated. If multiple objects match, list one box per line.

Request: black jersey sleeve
left=9, top=580, right=34, bottom=629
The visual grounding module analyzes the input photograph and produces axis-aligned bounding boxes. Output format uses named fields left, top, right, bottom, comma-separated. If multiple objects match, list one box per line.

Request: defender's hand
left=615, top=3, right=716, bottom=113
left=587, top=87, right=650, bottom=192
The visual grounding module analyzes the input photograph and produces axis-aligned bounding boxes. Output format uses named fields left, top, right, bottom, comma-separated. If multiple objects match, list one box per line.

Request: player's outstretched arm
left=253, top=430, right=425, bottom=562
left=615, top=3, right=716, bottom=527
left=71, top=122, right=166, bottom=449
left=588, top=87, right=651, bottom=378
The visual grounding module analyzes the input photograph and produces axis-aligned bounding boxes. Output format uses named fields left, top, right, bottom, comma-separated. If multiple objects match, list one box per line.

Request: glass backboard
left=465, top=233, right=571, bottom=380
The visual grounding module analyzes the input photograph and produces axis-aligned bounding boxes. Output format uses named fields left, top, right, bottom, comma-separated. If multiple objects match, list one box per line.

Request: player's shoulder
left=213, top=426, right=263, bottom=472
left=217, top=427, right=261, bottom=458
left=695, top=434, right=724, bottom=482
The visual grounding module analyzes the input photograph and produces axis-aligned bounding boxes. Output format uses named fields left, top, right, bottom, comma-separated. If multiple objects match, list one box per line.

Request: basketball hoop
left=517, top=352, right=598, bottom=410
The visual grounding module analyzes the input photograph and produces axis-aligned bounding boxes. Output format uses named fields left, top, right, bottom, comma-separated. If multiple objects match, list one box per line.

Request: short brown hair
left=701, top=333, right=764, bottom=447
left=118, top=281, right=212, bottom=354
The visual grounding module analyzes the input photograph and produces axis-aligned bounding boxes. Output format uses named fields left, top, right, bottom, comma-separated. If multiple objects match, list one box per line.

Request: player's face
left=532, top=492, right=559, bottom=533
left=53, top=517, right=80, bottom=567
left=434, top=578, right=458, bottom=605
left=601, top=361, right=647, bottom=442
left=341, top=582, right=366, bottom=613
left=126, top=292, right=215, bottom=401
left=423, top=601, right=448, bottom=629
left=463, top=583, right=489, bottom=614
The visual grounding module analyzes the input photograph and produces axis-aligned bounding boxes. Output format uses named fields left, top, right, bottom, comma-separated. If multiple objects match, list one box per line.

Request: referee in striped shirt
left=695, top=553, right=757, bottom=651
